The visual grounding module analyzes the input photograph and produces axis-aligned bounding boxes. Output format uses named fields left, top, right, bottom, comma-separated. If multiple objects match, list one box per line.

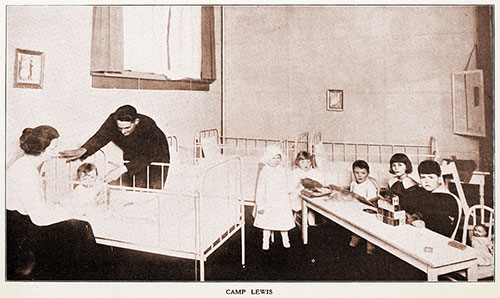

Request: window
left=90, top=6, right=215, bottom=91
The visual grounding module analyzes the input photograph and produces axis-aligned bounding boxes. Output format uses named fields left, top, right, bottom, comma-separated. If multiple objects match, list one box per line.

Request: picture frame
left=451, top=70, right=485, bottom=137
left=13, top=48, right=45, bottom=89
left=326, top=89, right=343, bottom=111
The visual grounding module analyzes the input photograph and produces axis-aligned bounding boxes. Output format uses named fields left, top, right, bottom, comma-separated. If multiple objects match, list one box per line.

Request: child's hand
left=258, top=210, right=265, bottom=215
left=406, top=213, right=422, bottom=225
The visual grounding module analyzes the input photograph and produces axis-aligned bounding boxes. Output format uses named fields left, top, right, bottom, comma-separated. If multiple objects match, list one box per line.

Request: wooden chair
left=447, top=205, right=494, bottom=280
left=441, top=160, right=470, bottom=215
left=440, top=160, right=471, bottom=242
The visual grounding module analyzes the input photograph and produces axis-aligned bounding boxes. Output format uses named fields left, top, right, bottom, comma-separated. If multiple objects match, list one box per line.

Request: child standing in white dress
left=290, top=151, right=324, bottom=225
left=253, top=146, right=295, bottom=250
left=349, top=160, right=379, bottom=253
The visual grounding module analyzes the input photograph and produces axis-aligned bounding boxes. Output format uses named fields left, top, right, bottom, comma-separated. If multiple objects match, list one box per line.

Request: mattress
left=87, top=175, right=241, bottom=254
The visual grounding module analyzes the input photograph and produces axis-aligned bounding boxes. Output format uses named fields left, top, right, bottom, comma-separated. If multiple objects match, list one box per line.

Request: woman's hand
left=257, top=210, right=265, bottom=215
left=59, top=147, right=87, bottom=161
left=105, top=165, right=128, bottom=183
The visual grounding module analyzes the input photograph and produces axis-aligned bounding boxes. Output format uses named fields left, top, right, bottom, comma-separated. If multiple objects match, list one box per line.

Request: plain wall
left=222, top=6, right=484, bottom=165
left=6, top=6, right=222, bottom=165
left=6, top=6, right=489, bottom=168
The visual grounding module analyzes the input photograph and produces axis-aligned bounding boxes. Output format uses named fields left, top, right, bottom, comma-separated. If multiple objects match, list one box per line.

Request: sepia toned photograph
left=2, top=3, right=496, bottom=297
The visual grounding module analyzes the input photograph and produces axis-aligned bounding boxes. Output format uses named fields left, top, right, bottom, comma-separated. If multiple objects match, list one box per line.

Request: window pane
left=123, top=6, right=170, bottom=74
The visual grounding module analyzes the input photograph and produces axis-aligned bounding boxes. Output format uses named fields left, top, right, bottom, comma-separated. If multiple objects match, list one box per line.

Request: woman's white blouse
left=7, top=155, right=72, bottom=226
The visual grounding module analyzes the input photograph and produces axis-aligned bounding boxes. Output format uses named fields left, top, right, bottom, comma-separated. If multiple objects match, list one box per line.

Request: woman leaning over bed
left=6, top=125, right=99, bottom=280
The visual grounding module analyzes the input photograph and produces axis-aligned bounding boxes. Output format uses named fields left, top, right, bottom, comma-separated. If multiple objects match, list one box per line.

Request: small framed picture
left=13, top=48, right=45, bottom=89
left=327, top=89, right=343, bottom=111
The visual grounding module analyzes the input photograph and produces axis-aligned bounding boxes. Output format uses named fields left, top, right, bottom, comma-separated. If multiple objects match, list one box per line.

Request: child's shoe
left=366, top=242, right=376, bottom=255
left=262, top=237, right=270, bottom=250
left=349, top=235, right=360, bottom=247
left=282, top=234, right=291, bottom=248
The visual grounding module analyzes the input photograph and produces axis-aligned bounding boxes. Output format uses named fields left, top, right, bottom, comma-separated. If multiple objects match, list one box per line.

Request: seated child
left=349, top=160, right=378, bottom=254
left=387, top=154, right=420, bottom=207
left=290, top=151, right=324, bottom=225
left=71, top=163, right=107, bottom=216
left=405, top=160, right=460, bottom=238
left=471, top=224, right=494, bottom=267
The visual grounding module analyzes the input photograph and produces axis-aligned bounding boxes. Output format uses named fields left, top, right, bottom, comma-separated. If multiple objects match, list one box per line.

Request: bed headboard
left=312, top=136, right=438, bottom=188
left=167, top=135, right=179, bottom=154
left=313, top=136, right=437, bottom=165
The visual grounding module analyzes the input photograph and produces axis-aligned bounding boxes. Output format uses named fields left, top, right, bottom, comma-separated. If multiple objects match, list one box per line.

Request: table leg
left=302, top=199, right=308, bottom=245
left=427, top=269, right=438, bottom=281
left=467, top=261, right=478, bottom=281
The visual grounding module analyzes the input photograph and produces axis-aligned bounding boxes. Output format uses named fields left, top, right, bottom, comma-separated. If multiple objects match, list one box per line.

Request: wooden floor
left=10, top=206, right=492, bottom=282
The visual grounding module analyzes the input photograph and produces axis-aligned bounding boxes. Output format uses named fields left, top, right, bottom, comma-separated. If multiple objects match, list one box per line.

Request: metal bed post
left=237, top=156, right=246, bottom=269
left=194, top=191, right=201, bottom=281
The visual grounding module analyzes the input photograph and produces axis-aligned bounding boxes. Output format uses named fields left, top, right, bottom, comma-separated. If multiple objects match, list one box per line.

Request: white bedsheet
left=87, top=176, right=241, bottom=254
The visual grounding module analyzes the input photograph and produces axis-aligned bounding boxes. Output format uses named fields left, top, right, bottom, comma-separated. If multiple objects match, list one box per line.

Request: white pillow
left=201, top=135, right=221, bottom=159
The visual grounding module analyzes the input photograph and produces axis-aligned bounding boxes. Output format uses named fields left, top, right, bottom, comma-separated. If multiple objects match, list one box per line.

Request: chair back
left=462, top=204, right=494, bottom=244
left=448, top=191, right=463, bottom=241
left=441, top=160, right=470, bottom=215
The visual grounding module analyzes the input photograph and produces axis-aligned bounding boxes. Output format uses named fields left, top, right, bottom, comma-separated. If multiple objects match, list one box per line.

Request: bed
left=195, top=129, right=289, bottom=206
left=194, top=129, right=438, bottom=207
left=40, top=137, right=245, bottom=281
left=310, top=132, right=439, bottom=190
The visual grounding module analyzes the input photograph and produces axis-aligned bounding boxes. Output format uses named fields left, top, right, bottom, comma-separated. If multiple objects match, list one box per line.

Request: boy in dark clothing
left=403, top=160, right=460, bottom=238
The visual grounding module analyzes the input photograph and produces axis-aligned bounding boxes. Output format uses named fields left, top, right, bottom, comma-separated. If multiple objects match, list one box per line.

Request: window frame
left=90, top=6, right=216, bottom=91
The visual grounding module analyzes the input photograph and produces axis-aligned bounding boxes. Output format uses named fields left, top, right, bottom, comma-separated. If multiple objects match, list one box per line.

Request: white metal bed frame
left=194, top=129, right=439, bottom=203
left=41, top=137, right=245, bottom=281
left=310, top=132, right=438, bottom=164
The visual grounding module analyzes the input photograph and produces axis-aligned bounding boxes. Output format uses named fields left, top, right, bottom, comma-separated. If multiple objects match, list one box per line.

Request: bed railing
left=41, top=149, right=108, bottom=203
left=41, top=145, right=245, bottom=282
left=312, top=135, right=438, bottom=165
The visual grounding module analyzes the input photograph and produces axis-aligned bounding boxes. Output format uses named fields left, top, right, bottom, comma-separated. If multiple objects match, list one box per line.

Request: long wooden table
left=301, top=194, right=478, bottom=281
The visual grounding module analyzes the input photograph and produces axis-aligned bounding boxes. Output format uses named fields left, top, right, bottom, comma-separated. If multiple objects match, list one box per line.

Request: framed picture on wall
left=327, top=89, right=343, bottom=111
left=13, top=48, right=45, bottom=89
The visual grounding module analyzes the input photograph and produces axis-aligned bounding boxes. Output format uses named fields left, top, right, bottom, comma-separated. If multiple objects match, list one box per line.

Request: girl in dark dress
left=387, top=153, right=420, bottom=210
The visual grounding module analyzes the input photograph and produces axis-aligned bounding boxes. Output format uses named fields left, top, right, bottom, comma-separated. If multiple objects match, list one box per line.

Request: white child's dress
left=70, top=185, right=106, bottom=216
left=472, top=236, right=494, bottom=277
left=472, top=236, right=494, bottom=266
left=253, top=165, right=295, bottom=231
